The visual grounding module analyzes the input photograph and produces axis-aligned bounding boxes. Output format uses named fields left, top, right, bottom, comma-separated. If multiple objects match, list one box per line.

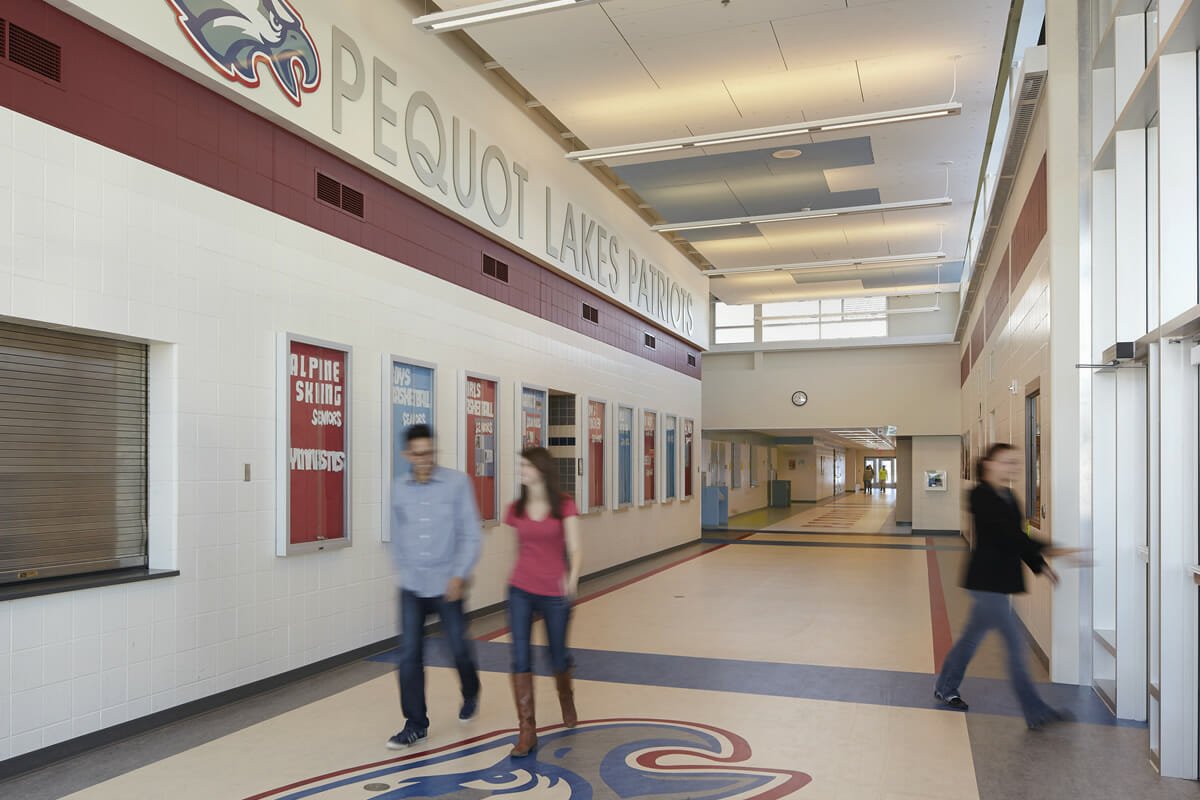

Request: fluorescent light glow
left=415, top=0, right=600, bottom=33
left=702, top=129, right=813, bottom=147
left=565, top=102, right=961, bottom=163
left=576, top=144, right=684, bottom=161
left=818, top=109, right=954, bottom=131
left=664, top=221, right=751, bottom=232
left=704, top=252, right=948, bottom=278
left=652, top=197, right=952, bottom=233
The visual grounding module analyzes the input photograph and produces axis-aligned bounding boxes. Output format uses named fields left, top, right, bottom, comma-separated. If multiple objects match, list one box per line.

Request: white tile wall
left=0, top=109, right=701, bottom=760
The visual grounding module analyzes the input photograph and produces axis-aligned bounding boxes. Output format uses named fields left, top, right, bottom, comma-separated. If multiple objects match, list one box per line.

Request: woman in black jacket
left=934, top=442, right=1073, bottom=729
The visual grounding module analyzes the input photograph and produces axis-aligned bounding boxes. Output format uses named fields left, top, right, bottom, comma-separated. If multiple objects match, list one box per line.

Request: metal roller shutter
left=0, top=320, right=148, bottom=584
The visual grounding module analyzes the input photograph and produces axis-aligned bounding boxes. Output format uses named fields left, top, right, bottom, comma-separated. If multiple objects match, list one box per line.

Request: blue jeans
left=507, top=585, right=573, bottom=674
left=397, top=590, right=480, bottom=729
left=935, top=590, right=1053, bottom=725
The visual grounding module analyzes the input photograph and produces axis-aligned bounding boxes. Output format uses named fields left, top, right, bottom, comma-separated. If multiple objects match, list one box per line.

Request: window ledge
left=0, top=568, right=180, bottom=602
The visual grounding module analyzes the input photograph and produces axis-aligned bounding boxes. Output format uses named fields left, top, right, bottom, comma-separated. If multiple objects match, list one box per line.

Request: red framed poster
left=683, top=418, right=695, bottom=498
left=642, top=409, right=657, bottom=504
left=462, top=373, right=499, bottom=522
left=587, top=399, right=605, bottom=510
left=277, top=334, right=351, bottom=556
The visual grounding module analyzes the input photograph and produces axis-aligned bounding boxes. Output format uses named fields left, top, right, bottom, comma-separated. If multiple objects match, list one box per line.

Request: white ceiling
left=434, top=0, right=1009, bottom=305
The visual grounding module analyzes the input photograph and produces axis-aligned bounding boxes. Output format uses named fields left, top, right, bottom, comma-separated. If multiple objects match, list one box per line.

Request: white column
left=1112, top=125, right=1149, bottom=720
left=1158, top=52, right=1199, bottom=320
left=1046, top=0, right=1086, bottom=683
left=1156, top=339, right=1198, bottom=779
left=1113, top=14, right=1146, bottom=111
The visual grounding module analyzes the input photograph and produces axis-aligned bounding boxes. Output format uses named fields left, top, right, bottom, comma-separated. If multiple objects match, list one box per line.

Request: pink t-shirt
left=505, top=496, right=578, bottom=597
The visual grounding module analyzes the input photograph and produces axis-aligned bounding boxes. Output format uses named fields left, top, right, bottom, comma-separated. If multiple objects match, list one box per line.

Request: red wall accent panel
left=1010, top=156, right=1048, bottom=290
left=985, top=247, right=1010, bottom=340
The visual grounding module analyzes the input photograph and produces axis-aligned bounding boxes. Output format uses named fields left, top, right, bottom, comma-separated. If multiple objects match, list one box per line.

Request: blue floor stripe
left=699, top=538, right=969, bottom=552
left=369, top=640, right=1140, bottom=729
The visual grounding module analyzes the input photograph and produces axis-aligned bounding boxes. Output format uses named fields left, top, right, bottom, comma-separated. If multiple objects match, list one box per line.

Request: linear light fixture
left=566, top=102, right=962, bottom=163
left=704, top=252, right=948, bottom=278
left=414, top=0, right=603, bottom=32
left=652, top=197, right=952, bottom=234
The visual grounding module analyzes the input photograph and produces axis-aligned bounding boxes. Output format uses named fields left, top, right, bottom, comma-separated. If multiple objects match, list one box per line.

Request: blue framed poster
left=617, top=405, right=634, bottom=507
left=384, top=356, right=436, bottom=541
left=520, top=385, right=548, bottom=449
left=664, top=414, right=678, bottom=500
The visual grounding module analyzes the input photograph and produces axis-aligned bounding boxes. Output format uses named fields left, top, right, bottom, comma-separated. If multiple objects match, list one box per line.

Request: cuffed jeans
left=935, top=590, right=1053, bottom=725
left=507, top=585, right=572, bottom=674
left=398, top=589, right=480, bottom=729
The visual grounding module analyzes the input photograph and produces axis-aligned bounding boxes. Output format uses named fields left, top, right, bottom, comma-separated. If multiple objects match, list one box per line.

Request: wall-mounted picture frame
left=585, top=398, right=607, bottom=512
left=616, top=405, right=635, bottom=508
left=641, top=408, right=658, bottom=505
left=382, top=355, right=436, bottom=543
left=925, top=470, right=948, bottom=491
left=461, top=371, right=500, bottom=523
left=276, top=333, right=352, bottom=556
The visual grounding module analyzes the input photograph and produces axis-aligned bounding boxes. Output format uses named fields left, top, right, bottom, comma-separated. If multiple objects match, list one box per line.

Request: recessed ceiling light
left=773, top=149, right=803, bottom=160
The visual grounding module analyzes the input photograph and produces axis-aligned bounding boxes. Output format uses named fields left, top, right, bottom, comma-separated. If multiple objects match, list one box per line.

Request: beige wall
left=775, top=444, right=843, bottom=502
left=911, top=436, right=963, bottom=532
left=959, top=96, right=1052, bottom=652
left=703, top=345, right=961, bottom=435
left=888, top=293, right=961, bottom=338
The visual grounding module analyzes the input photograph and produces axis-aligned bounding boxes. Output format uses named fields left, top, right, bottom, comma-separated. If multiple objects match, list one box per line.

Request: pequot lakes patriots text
left=291, top=352, right=346, bottom=472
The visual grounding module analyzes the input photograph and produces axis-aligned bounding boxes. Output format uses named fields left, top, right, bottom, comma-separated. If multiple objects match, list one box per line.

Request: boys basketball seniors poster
left=279, top=335, right=350, bottom=555
left=465, top=375, right=498, bottom=521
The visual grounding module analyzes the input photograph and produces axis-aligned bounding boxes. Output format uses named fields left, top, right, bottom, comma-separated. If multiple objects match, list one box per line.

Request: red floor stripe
left=925, top=537, right=953, bottom=673
left=477, top=534, right=752, bottom=642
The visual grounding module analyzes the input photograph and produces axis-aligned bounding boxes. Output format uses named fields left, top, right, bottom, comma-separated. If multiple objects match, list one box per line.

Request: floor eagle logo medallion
left=246, top=719, right=812, bottom=799
left=165, top=0, right=321, bottom=106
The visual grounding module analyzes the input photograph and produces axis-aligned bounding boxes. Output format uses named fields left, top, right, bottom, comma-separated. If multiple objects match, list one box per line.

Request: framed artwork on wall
left=277, top=333, right=351, bottom=556
left=383, top=356, right=436, bottom=542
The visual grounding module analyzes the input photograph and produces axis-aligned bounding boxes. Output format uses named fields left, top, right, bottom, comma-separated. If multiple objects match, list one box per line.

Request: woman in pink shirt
left=505, top=446, right=583, bottom=757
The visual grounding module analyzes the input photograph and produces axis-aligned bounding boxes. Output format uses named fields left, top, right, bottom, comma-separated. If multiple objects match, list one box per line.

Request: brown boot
left=510, top=672, right=537, bottom=757
left=554, top=669, right=578, bottom=728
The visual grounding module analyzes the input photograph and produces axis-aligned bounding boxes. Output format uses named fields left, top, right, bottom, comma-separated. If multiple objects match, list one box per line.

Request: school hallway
left=3, top=507, right=1191, bottom=800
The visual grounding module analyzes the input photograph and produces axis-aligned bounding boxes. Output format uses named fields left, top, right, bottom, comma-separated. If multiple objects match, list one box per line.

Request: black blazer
left=963, top=482, right=1047, bottom=594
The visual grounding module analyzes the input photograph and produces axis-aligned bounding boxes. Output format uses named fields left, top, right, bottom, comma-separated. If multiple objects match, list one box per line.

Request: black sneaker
left=386, top=724, right=428, bottom=749
left=459, top=695, right=479, bottom=723
left=934, top=690, right=969, bottom=711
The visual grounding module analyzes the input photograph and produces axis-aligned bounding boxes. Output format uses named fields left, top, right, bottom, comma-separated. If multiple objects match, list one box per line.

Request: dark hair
left=406, top=424, right=434, bottom=446
left=976, top=442, right=1014, bottom=481
left=513, top=446, right=565, bottom=520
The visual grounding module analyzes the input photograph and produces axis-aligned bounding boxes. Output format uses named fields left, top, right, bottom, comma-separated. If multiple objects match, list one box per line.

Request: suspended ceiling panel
left=436, top=0, right=1008, bottom=303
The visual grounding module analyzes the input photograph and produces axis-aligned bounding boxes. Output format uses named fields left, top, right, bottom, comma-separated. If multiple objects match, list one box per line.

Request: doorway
left=863, top=456, right=897, bottom=492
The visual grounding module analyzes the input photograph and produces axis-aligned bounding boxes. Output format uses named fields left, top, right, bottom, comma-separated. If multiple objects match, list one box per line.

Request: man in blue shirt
left=386, top=424, right=483, bottom=749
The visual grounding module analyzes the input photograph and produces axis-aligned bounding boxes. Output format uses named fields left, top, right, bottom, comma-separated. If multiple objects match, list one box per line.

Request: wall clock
left=791, top=391, right=808, bottom=407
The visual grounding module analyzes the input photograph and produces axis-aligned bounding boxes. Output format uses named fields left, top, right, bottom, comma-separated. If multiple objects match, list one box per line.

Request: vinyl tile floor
left=2, top=501, right=1193, bottom=799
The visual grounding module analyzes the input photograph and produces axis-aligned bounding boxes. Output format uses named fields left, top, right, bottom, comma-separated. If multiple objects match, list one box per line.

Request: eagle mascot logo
left=165, top=0, right=320, bottom=106
left=245, top=719, right=811, bottom=799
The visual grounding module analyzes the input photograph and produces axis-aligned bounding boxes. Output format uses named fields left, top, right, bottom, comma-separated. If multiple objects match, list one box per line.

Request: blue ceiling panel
left=612, top=137, right=880, bottom=223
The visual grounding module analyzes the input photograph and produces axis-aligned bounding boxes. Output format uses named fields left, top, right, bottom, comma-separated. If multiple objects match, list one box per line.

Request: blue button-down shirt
left=389, top=466, right=482, bottom=598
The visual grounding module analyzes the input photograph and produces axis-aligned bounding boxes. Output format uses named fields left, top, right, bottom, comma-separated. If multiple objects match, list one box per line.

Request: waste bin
left=701, top=485, right=728, bottom=527
left=768, top=480, right=791, bottom=508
